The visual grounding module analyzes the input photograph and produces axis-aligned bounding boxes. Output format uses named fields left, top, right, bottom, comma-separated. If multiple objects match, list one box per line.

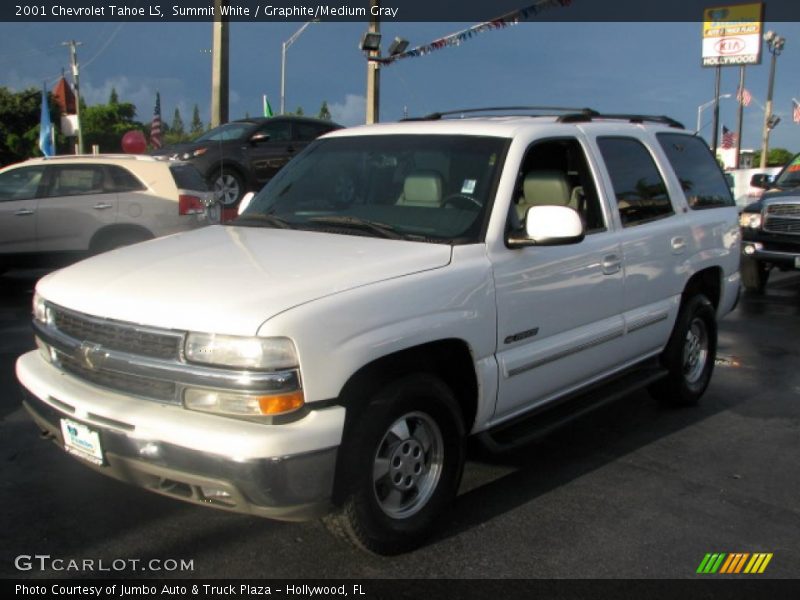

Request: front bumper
left=16, top=351, right=344, bottom=521
left=741, top=230, right=800, bottom=269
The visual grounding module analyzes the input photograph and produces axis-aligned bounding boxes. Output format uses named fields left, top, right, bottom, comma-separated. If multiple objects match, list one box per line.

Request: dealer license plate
left=60, top=419, right=104, bottom=465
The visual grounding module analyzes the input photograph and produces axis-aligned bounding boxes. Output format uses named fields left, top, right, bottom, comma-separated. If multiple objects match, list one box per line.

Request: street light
left=281, top=21, right=316, bottom=115
left=760, top=30, right=786, bottom=169
left=696, top=94, right=733, bottom=134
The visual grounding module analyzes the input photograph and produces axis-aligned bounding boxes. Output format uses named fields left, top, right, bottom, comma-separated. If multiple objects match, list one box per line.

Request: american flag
left=793, top=99, right=800, bottom=124
left=150, top=92, right=162, bottom=149
left=721, top=126, right=737, bottom=149
left=737, top=87, right=752, bottom=107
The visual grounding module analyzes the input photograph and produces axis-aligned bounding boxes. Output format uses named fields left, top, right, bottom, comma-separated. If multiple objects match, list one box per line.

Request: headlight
left=181, top=147, right=207, bottom=160
left=184, top=388, right=304, bottom=417
left=32, top=292, right=52, bottom=324
left=739, top=212, right=762, bottom=229
left=184, top=333, right=298, bottom=370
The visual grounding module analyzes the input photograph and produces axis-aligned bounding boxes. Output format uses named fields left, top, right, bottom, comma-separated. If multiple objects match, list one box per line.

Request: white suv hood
left=37, top=226, right=452, bottom=335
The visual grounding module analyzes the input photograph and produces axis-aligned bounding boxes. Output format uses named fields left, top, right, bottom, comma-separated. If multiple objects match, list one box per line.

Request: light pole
left=62, top=40, right=83, bottom=154
left=281, top=21, right=315, bottom=115
left=696, top=94, right=732, bottom=136
left=760, top=30, right=785, bottom=169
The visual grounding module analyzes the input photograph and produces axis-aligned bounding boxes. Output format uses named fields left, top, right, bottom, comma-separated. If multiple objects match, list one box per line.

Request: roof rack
left=558, top=113, right=685, bottom=129
left=408, top=106, right=599, bottom=121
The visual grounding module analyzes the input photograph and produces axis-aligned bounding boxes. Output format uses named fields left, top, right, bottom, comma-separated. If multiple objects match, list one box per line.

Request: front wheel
left=649, top=294, right=717, bottom=407
left=324, top=374, right=465, bottom=555
left=740, top=256, right=769, bottom=293
left=210, top=169, right=244, bottom=207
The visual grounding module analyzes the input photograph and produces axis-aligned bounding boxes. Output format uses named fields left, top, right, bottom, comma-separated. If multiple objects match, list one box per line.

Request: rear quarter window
left=169, top=164, right=209, bottom=191
left=657, top=133, right=734, bottom=209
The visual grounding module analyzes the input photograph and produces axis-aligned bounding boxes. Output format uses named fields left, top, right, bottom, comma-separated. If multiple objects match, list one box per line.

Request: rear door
left=36, top=164, right=118, bottom=252
left=247, top=120, right=294, bottom=184
left=0, top=165, right=45, bottom=254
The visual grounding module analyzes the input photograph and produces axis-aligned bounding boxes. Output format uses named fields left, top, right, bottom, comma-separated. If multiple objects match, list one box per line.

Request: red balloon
left=121, top=130, right=147, bottom=154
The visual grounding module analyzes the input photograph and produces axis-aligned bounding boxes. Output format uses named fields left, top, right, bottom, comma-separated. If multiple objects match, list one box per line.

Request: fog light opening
left=200, top=486, right=235, bottom=506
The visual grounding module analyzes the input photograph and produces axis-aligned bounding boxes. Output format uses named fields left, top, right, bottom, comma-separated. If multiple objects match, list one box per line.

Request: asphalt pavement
left=1, top=269, right=798, bottom=580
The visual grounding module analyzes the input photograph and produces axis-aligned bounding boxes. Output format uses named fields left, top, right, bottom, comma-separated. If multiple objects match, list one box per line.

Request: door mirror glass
left=750, top=173, right=772, bottom=189
left=508, top=205, right=584, bottom=248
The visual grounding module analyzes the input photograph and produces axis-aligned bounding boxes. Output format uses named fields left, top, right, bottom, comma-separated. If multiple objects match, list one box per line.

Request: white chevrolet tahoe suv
left=17, top=108, right=741, bottom=555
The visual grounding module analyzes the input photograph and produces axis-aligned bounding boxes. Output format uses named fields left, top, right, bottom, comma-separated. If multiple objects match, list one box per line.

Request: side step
left=477, top=363, right=667, bottom=453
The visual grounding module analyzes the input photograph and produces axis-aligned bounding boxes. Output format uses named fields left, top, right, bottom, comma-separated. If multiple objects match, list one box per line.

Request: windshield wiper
left=235, top=213, right=293, bottom=229
left=307, top=216, right=407, bottom=240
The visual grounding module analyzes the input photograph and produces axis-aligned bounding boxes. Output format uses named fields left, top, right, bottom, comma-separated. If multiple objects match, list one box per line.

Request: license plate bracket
left=60, top=418, right=104, bottom=465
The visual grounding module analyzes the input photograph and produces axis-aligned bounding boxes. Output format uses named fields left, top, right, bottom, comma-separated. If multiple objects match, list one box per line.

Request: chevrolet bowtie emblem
left=78, top=342, right=105, bottom=371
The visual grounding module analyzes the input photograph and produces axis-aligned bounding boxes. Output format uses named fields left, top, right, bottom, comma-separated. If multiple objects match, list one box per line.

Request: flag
left=721, top=126, right=737, bottom=149
left=150, top=92, right=162, bottom=149
left=736, top=87, right=752, bottom=107
left=793, top=99, right=800, bottom=124
left=263, top=95, right=273, bottom=117
left=39, top=83, right=55, bottom=157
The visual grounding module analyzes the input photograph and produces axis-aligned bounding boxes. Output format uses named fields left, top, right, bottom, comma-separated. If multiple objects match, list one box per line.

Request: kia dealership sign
left=702, top=2, right=763, bottom=67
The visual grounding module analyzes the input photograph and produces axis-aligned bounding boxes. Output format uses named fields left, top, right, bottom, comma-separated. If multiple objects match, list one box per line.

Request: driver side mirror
left=750, top=173, right=772, bottom=189
left=250, top=132, right=271, bottom=144
left=507, top=205, right=585, bottom=248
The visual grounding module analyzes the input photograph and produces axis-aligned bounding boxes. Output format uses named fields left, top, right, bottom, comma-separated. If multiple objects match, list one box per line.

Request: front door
left=490, top=136, right=627, bottom=421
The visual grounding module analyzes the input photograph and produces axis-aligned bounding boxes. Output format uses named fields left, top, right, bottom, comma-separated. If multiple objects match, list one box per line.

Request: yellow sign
left=702, top=3, right=763, bottom=67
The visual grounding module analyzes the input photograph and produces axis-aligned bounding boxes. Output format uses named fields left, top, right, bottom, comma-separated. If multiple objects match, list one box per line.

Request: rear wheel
left=324, top=374, right=465, bottom=555
left=740, top=256, right=769, bottom=293
left=649, top=294, right=717, bottom=407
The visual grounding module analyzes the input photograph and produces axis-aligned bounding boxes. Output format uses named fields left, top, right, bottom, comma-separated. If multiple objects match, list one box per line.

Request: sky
left=1, top=17, right=799, bottom=153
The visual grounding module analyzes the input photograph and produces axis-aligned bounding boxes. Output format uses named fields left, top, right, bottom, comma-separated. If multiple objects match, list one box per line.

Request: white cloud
left=329, top=94, right=366, bottom=127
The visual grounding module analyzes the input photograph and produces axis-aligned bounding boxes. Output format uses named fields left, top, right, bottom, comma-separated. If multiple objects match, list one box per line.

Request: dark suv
left=152, top=116, right=342, bottom=207
left=739, top=152, right=800, bottom=292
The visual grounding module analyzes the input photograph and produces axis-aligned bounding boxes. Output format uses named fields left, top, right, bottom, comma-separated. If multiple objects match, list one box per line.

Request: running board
left=477, top=363, right=667, bottom=453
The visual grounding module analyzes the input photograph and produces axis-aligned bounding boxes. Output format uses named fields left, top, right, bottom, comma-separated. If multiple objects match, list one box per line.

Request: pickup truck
left=17, top=108, right=741, bottom=555
left=739, top=152, right=800, bottom=292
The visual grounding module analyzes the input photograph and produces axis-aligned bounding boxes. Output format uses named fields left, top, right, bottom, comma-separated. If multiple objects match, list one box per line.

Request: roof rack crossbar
left=418, top=106, right=598, bottom=121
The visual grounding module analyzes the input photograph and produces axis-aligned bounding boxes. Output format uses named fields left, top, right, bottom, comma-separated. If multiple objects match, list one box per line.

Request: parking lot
left=1, top=269, right=799, bottom=579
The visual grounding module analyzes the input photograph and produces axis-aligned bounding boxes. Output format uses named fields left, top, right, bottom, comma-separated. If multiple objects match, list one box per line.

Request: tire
left=210, top=168, right=245, bottom=207
left=323, top=374, right=466, bottom=555
left=649, top=294, right=717, bottom=407
left=740, top=256, right=769, bottom=294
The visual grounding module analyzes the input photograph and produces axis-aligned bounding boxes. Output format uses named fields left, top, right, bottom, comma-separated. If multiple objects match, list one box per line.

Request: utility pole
left=734, top=66, right=746, bottom=169
left=62, top=40, right=83, bottom=154
left=366, top=0, right=380, bottom=124
left=760, top=31, right=785, bottom=169
left=710, top=65, right=721, bottom=155
left=210, top=0, right=229, bottom=127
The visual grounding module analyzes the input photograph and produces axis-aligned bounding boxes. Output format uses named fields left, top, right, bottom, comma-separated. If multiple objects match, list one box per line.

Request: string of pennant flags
left=378, top=0, right=573, bottom=66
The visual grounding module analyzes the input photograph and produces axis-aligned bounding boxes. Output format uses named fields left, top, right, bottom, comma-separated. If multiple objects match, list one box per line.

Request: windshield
left=238, top=134, right=508, bottom=244
left=773, top=153, right=800, bottom=189
left=194, top=122, right=254, bottom=142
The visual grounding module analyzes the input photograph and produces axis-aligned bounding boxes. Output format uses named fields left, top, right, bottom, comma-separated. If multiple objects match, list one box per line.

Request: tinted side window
left=45, top=165, right=109, bottom=197
left=108, top=165, right=146, bottom=192
left=0, top=166, right=45, bottom=201
left=295, top=122, right=330, bottom=142
left=257, top=122, right=291, bottom=142
left=597, top=137, right=673, bottom=227
left=657, top=133, right=733, bottom=209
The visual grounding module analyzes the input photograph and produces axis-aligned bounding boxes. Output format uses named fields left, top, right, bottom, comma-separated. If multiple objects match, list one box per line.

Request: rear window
left=170, top=164, right=208, bottom=191
left=657, top=133, right=734, bottom=209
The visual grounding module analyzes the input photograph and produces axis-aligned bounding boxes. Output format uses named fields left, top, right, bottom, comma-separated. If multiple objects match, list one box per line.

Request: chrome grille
left=764, top=204, right=800, bottom=235
left=56, top=350, right=178, bottom=403
left=53, top=307, right=182, bottom=360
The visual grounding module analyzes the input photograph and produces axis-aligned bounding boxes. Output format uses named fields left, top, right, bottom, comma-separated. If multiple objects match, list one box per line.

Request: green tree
left=109, top=87, right=119, bottom=105
left=190, top=104, right=203, bottom=136
left=295, top=106, right=304, bottom=116
left=0, top=86, right=61, bottom=166
left=752, top=148, right=793, bottom=168
left=81, top=100, right=144, bottom=153
left=318, top=101, right=331, bottom=120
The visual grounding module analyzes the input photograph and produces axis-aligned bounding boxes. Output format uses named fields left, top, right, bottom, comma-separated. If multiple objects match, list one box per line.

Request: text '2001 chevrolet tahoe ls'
left=17, top=108, right=740, bottom=555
